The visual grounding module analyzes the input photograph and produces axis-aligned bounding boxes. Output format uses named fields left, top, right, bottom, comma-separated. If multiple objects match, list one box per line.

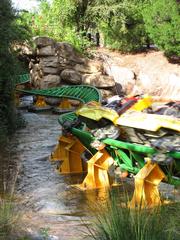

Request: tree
left=27, top=0, right=92, bottom=52
left=0, top=0, right=29, bottom=142
left=87, top=0, right=148, bottom=52
left=143, top=0, right=180, bottom=56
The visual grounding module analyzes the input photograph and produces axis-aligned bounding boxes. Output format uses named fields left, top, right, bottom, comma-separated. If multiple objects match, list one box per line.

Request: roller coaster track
left=17, top=84, right=102, bottom=125
left=15, top=74, right=30, bottom=85
left=17, top=85, right=101, bottom=103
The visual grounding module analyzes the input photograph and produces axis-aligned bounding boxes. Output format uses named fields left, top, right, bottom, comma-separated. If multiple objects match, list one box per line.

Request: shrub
left=143, top=0, right=180, bottom=56
left=0, top=0, right=29, bottom=142
left=85, top=191, right=180, bottom=240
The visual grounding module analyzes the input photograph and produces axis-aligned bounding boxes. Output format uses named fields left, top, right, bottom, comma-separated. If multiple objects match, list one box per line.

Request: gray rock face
left=34, top=37, right=55, bottom=47
left=74, top=60, right=103, bottom=74
left=42, top=75, right=61, bottom=89
left=30, top=37, right=115, bottom=92
left=37, top=45, right=56, bottom=56
left=82, top=73, right=115, bottom=88
left=40, top=56, right=59, bottom=68
left=60, top=69, right=82, bottom=84
left=43, top=67, right=59, bottom=75
left=100, top=88, right=116, bottom=98
left=56, top=42, right=84, bottom=64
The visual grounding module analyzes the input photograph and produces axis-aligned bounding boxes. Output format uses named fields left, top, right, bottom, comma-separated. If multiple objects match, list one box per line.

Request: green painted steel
left=103, top=138, right=156, bottom=155
left=15, top=74, right=30, bottom=85
left=17, top=85, right=102, bottom=103
left=58, top=112, right=85, bottom=130
left=71, top=127, right=97, bottom=154
left=58, top=112, right=78, bottom=125
left=103, top=138, right=180, bottom=159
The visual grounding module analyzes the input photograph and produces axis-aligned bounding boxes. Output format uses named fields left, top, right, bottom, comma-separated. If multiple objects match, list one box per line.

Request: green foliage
left=0, top=0, right=29, bottom=142
left=17, top=0, right=180, bottom=55
left=88, top=0, right=148, bottom=52
left=143, top=0, right=180, bottom=56
left=86, top=192, right=180, bottom=240
left=39, top=227, right=50, bottom=239
left=24, top=0, right=91, bottom=52
left=22, top=0, right=149, bottom=53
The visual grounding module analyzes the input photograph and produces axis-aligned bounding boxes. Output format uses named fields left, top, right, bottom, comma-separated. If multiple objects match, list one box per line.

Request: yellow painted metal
left=130, top=95, right=152, bottom=111
left=76, top=102, right=180, bottom=132
left=116, top=111, right=180, bottom=132
left=50, top=135, right=86, bottom=174
left=130, top=160, right=166, bottom=208
left=76, top=105, right=119, bottom=123
left=34, top=96, right=48, bottom=107
left=58, top=98, right=72, bottom=109
left=78, top=149, right=114, bottom=190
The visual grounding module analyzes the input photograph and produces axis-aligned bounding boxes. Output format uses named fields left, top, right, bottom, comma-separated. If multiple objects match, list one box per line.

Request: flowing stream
left=1, top=110, right=122, bottom=240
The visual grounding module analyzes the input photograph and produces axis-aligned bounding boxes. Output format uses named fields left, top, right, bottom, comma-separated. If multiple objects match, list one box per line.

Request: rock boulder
left=34, top=37, right=55, bottom=47
left=82, top=73, right=115, bottom=88
left=41, top=75, right=61, bottom=89
left=37, top=45, right=56, bottom=56
left=60, top=69, right=82, bottom=84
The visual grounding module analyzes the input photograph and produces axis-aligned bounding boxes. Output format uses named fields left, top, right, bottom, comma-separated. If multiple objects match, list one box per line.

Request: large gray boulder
left=37, top=45, right=56, bottom=56
left=41, top=75, right=61, bottom=89
left=56, top=42, right=84, bottom=71
left=82, top=73, right=115, bottom=88
left=34, top=37, right=55, bottom=47
left=39, top=56, right=60, bottom=75
left=100, top=89, right=116, bottom=98
left=42, top=67, right=59, bottom=75
left=74, top=59, right=103, bottom=74
left=40, top=56, right=59, bottom=68
left=60, top=69, right=82, bottom=84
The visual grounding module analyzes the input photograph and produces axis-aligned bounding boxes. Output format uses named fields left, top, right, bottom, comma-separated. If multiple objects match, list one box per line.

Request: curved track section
left=15, top=74, right=30, bottom=85
left=17, top=85, right=101, bottom=103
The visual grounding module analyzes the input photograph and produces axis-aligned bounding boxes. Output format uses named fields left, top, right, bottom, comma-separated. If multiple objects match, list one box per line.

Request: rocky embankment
left=29, top=37, right=115, bottom=98
left=28, top=37, right=180, bottom=99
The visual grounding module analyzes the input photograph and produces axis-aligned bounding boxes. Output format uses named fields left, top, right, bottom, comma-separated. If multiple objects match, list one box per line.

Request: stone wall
left=29, top=37, right=116, bottom=97
left=27, top=37, right=180, bottom=100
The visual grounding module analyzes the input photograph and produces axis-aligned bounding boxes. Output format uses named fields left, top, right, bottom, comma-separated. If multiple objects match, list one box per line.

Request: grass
left=84, top=190, right=180, bottom=240
left=0, top=199, right=19, bottom=240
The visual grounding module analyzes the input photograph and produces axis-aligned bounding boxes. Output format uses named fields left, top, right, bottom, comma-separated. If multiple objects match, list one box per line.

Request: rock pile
left=28, top=37, right=180, bottom=100
left=29, top=37, right=116, bottom=97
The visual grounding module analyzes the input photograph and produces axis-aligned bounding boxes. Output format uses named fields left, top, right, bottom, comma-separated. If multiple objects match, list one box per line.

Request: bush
left=143, top=0, right=180, bottom=56
left=85, top=191, right=180, bottom=240
left=89, top=0, right=148, bottom=52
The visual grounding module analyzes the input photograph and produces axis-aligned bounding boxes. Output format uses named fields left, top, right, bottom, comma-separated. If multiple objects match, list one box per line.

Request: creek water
left=0, top=111, right=130, bottom=239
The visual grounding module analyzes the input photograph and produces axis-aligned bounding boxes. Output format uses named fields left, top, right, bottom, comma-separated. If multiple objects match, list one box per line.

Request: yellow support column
left=50, top=135, right=86, bottom=174
left=34, top=96, right=48, bottom=107
left=58, top=98, right=72, bottom=109
left=77, top=149, right=114, bottom=190
left=130, top=160, right=166, bottom=208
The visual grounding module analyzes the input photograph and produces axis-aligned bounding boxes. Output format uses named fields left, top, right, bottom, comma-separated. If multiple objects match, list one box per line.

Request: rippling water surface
left=5, top=111, right=115, bottom=239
